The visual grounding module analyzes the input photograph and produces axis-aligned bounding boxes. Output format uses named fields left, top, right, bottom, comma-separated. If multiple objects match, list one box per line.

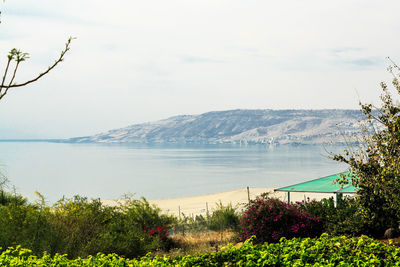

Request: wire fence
left=151, top=187, right=345, bottom=219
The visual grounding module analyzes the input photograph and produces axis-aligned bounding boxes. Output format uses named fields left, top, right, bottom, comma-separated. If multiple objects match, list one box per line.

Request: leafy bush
left=2, top=234, right=400, bottom=265
left=333, top=61, right=400, bottom=236
left=328, top=199, right=368, bottom=237
left=296, top=197, right=369, bottom=237
left=239, top=198, right=322, bottom=244
left=295, top=197, right=336, bottom=220
left=121, top=197, right=175, bottom=230
left=52, top=196, right=176, bottom=258
left=50, top=196, right=118, bottom=258
left=0, top=192, right=175, bottom=259
left=208, top=202, right=240, bottom=231
left=0, top=193, right=56, bottom=256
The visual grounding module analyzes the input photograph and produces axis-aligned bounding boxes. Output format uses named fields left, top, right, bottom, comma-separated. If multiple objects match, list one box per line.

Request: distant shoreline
left=0, top=139, right=352, bottom=147
left=0, top=139, right=64, bottom=143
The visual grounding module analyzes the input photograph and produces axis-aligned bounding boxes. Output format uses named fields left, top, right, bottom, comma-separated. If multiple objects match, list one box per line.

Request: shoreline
left=102, top=187, right=338, bottom=217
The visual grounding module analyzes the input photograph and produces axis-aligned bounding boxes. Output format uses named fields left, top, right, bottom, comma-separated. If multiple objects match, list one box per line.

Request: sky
left=0, top=0, right=399, bottom=138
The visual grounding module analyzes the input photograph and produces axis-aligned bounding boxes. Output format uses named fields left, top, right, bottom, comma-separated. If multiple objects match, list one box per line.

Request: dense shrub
left=0, top=201, right=56, bottom=255
left=88, top=197, right=176, bottom=257
left=0, top=193, right=175, bottom=259
left=121, top=197, right=175, bottom=230
left=50, top=196, right=119, bottom=258
left=333, top=62, right=400, bottom=237
left=296, top=197, right=369, bottom=237
left=328, top=198, right=368, bottom=237
left=296, top=197, right=336, bottom=220
left=208, top=202, right=240, bottom=231
left=2, top=234, right=400, bottom=265
left=239, top=198, right=322, bottom=244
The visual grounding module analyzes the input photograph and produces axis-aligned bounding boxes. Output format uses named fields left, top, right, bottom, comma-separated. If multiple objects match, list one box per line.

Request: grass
left=157, top=230, right=238, bottom=257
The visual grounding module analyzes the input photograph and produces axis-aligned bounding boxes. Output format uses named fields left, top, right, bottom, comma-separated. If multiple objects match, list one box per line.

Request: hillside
left=68, top=109, right=366, bottom=145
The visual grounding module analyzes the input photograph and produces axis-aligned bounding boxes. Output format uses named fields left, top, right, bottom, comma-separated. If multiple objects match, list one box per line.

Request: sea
left=0, top=141, right=348, bottom=203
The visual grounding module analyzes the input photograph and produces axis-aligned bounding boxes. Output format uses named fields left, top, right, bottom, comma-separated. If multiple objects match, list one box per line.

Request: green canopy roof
left=274, top=172, right=358, bottom=194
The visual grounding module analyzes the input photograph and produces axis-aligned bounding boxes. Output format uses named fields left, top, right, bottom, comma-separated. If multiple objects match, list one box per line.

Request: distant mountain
left=68, top=109, right=369, bottom=145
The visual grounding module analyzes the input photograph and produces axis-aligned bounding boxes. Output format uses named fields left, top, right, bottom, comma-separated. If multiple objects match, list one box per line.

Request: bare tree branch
left=0, top=57, right=11, bottom=95
left=0, top=37, right=74, bottom=94
left=0, top=60, right=20, bottom=100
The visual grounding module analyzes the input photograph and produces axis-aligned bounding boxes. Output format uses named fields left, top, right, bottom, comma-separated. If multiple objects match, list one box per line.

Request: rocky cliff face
left=68, top=109, right=368, bottom=145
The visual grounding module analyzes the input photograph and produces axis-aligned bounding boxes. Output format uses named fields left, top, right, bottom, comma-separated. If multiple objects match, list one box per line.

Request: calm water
left=0, top=142, right=347, bottom=202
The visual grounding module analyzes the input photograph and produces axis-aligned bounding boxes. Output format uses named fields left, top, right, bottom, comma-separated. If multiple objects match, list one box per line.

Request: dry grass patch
left=158, top=230, right=238, bottom=257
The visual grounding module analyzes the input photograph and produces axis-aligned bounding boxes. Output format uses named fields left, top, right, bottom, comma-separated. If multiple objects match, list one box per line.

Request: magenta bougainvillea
left=144, top=226, right=169, bottom=241
left=239, top=198, right=323, bottom=244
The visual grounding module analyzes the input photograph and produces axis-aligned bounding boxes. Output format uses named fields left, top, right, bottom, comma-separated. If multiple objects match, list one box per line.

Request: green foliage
left=0, top=190, right=28, bottom=206
left=174, top=202, right=240, bottom=234
left=2, top=234, right=400, bottom=265
left=121, top=196, right=175, bottom=230
left=51, top=196, right=117, bottom=258
left=0, top=197, right=56, bottom=255
left=334, top=60, right=400, bottom=236
left=207, top=201, right=240, bottom=231
left=296, top=198, right=336, bottom=220
left=7, top=48, right=29, bottom=62
left=296, top=197, right=367, bottom=236
left=84, top=197, right=176, bottom=258
left=0, top=192, right=175, bottom=259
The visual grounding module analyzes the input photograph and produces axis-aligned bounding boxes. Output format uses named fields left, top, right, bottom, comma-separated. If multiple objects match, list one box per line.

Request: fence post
left=220, top=223, right=223, bottom=241
left=247, top=186, right=250, bottom=204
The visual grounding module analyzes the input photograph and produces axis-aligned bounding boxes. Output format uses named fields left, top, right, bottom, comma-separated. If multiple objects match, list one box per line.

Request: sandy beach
left=103, top=187, right=338, bottom=217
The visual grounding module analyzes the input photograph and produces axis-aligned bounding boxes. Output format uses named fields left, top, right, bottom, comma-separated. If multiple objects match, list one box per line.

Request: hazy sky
left=0, top=0, right=399, bottom=138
